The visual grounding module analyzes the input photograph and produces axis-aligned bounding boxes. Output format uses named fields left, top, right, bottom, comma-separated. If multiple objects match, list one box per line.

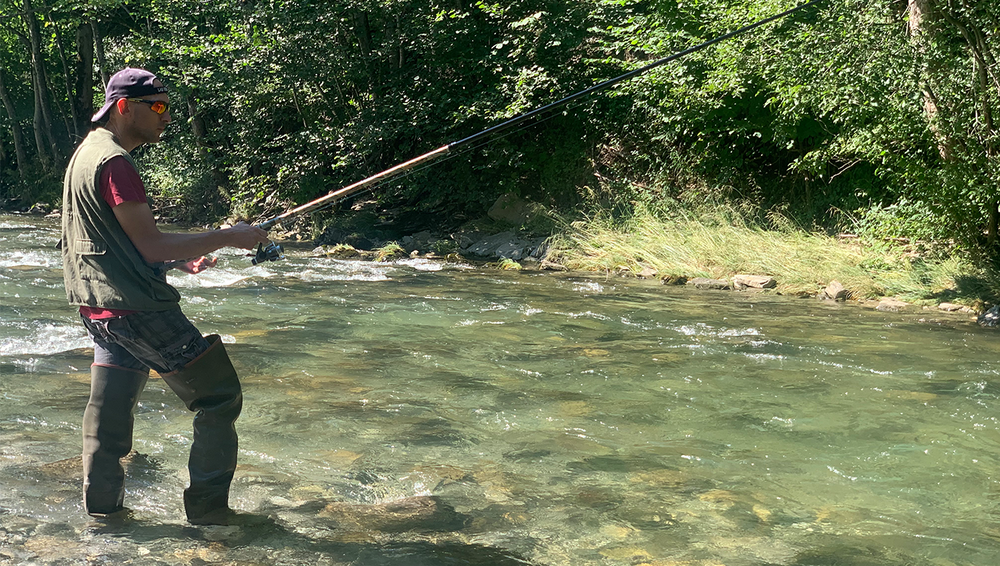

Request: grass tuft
left=544, top=205, right=981, bottom=304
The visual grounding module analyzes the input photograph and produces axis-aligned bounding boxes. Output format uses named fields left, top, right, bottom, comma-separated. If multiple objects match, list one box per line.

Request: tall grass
left=544, top=205, right=979, bottom=303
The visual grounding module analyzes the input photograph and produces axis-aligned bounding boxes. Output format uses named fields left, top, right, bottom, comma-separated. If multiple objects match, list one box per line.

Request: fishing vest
left=61, top=128, right=181, bottom=310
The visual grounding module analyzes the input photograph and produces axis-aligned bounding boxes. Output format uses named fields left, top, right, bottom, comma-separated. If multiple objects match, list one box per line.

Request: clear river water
left=2, top=213, right=1000, bottom=566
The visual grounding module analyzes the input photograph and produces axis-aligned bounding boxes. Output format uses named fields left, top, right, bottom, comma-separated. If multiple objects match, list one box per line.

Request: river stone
left=540, top=260, right=567, bottom=271
left=464, top=231, right=546, bottom=260
left=937, top=302, right=965, bottom=312
left=823, top=280, right=848, bottom=300
left=318, top=495, right=468, bottom=533
left=660, top=274, right=687, bottom=285
left=687, top=277, right=730, bottom=290
left=637, top=267, right=657, bottom=279
left=39, top=451, right=151, bottom=482
left=733, top=274, right=777, bottom=290
left=876, top=298, right=909, bottom=312
left=38, top=456, right=81, bottom=482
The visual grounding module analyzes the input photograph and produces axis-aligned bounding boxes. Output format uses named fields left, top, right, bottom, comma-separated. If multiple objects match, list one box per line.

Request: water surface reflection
left=2, top=214, right=1000, bottom=565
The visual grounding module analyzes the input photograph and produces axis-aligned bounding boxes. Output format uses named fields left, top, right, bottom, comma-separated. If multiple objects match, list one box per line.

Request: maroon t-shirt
left=79, top=156, right=147, bottom=320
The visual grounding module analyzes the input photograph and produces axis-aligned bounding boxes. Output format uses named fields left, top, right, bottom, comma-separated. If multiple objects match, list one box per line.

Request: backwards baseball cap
left=91, top=68, right=168, bottom=123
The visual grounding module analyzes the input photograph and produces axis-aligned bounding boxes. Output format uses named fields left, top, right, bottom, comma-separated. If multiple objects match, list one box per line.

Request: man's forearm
left=113, top=202, right=270, bottom=263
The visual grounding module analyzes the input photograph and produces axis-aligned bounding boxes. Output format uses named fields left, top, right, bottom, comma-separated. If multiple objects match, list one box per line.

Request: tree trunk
left=0, top=68, right=29, bottom=177
left=186, top=93, right=229, bottom=212
left=48, top=11, right=79, bottom=140
left=932, top=5, right=1000, bottom=246
left=91, top=20, right=110, bottom=92
left=907, top=0, right=953, bottom=161
left=354, top=9, right=374, bottom=101
left=23, top=0, right=62, bottom=169
left=354, top=10, right=372, bottom=58
left=30, top=75, right=51, bottom=170
left=74, top=21, right=95, bottom=138
left=0, top=132, right=8, bottom=173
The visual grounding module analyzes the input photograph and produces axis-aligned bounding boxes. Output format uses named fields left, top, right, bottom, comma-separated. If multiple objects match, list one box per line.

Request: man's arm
left=112, top=201, right=270, bottom=263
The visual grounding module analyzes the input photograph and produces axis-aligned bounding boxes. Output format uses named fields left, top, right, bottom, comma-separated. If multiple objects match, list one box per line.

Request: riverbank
left=540, top=207, right=994, bottom=311
left=307, top=199, right=993, bottom=313
left=18, top=200, right=998, bottom=319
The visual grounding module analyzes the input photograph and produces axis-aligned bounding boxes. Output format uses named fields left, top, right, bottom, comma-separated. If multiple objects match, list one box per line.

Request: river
left=2, top=213, right=999, bottom=565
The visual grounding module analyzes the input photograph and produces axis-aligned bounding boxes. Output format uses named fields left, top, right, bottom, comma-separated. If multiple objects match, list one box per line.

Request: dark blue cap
left=92, top=68, right=168, bottom=123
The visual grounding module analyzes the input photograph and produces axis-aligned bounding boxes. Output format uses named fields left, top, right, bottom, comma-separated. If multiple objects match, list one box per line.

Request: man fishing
left=61, top=67, right=270, bottom=525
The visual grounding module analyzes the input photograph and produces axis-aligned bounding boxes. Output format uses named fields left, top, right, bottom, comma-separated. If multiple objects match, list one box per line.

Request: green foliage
left=1, top=0, right=999, bottom=268
left=431, top=239, right=459, bottom=255
left=854, top=199, right=947, bottom=245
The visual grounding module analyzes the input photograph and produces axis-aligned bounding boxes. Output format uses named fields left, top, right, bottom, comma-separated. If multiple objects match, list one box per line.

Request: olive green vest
left=61, top=128, right=180, bottom=310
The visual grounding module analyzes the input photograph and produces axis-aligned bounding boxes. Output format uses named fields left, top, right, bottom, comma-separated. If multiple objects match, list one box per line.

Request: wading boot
left=160, top=334, right=243, bottom=525
left=83, top=364, right=148, bottom=516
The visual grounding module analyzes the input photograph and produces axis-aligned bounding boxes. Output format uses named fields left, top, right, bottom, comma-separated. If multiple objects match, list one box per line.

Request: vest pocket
left=75, top=239, right=107, bottom=255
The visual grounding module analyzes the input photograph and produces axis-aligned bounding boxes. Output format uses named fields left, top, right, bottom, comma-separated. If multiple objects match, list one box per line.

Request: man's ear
left=116, top=98, right=128, bottom=115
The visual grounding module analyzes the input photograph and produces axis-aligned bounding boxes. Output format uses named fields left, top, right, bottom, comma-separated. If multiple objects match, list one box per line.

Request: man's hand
left=225, top=222, right=271, bottom=249
left=175, top=256, right=218, bottom=274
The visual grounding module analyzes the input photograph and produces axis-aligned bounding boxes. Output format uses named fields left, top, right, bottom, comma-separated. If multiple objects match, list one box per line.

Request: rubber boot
left=159, top=334, right=243, bottom=524
left=83, top=364, right=149, bottom=516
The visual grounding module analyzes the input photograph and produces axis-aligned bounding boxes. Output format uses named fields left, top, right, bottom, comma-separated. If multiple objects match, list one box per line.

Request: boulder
left=733, top=274, right=777, bottom=290
left=464, top=230, right=546, bottom=260
left=979, top=305, right=1000, bottom=327
left=488, top=193, right=535, bottom=225
left=937, top=302, right=964, bottom=312
left=687, top=277, right=730, bottom=290
left=637, top=267, right=658, bottom=279
left=876, top=298, right=909, bottom=312
left=823, top=280, right=848, bottom=301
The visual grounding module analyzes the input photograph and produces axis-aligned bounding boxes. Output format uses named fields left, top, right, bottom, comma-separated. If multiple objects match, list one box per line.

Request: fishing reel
left=252, top=241, right=285, bottom=265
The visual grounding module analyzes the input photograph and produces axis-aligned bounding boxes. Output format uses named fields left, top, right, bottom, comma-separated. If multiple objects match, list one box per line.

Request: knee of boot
left=162, top=337, right=243, bottom=412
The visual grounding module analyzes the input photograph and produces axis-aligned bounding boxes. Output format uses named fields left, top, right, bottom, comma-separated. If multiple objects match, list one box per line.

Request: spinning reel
left=252, top=241, right=285, bottom=265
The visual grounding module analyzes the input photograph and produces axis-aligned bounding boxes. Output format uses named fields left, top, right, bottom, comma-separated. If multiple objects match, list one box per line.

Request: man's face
left=127, top=82, right=171, bottom=145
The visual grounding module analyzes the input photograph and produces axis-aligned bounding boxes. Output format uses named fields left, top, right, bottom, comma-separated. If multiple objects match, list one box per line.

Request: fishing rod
left=249, top=0, right=830, bottom=264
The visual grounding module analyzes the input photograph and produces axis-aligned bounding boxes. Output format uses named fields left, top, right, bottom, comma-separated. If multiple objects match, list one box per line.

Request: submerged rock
left=38, top=456, right=81, bottom=482
left=876, top=298, right=909, bottom=312
left=687, top=277, right=730, bottom=290
left=317, top=495, right=469, bottom=533
left=660, top=274, right=687, bottom=285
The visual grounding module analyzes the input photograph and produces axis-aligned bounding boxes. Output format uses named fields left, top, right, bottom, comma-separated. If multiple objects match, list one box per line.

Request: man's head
left=93, top=68, right=172, bottom=150
left=92, top=68, right=168, bottom=123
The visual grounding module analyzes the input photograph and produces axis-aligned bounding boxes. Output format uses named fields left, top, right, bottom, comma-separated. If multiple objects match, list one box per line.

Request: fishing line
left=254, top=0, right=831, bottom=242
left=285, top=96, right=605, bottom=222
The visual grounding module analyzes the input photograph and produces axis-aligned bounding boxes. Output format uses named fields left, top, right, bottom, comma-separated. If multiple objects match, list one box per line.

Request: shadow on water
left=81, top=499, right=533, bottom=566
left=14, top=456, right=536, bottom=566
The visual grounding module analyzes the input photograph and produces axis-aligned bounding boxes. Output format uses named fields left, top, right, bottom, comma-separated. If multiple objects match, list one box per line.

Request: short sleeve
left=99, top=156, right=148, bottom=207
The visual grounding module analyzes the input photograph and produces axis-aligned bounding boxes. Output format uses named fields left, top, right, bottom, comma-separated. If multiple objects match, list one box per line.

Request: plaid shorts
left=81, top=308, right=210, bottom=374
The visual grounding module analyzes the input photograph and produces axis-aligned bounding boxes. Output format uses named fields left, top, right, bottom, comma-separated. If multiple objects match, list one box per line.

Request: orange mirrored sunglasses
left=127, top=98, right=169, bottom=115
